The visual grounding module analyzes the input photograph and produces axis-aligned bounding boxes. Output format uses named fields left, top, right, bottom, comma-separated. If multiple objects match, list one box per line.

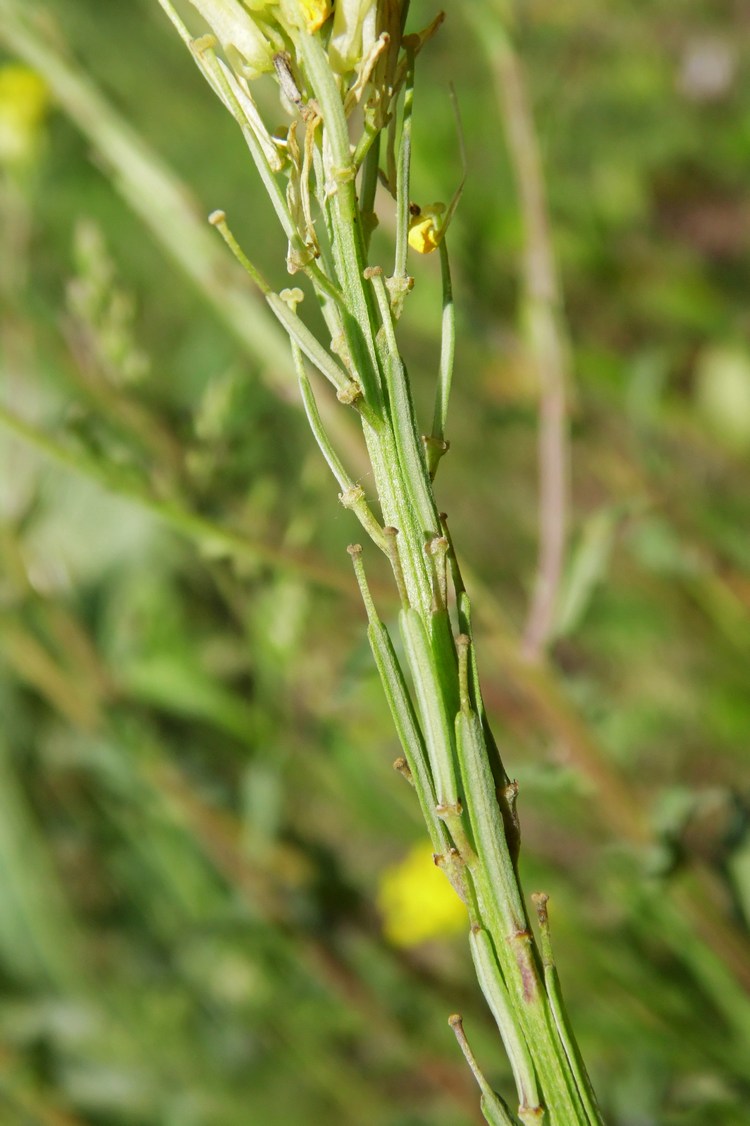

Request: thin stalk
left=348, top=548, right=450, bottom=858
left=208, top=211, right=359, bottom=401
left=291, top=26, right=383, bottom=405
left=196, top=40, right=344, bottom=304
left=393, top=49, right=415, bottom=283
left=367, top=268, right=437, bottom=536
left=399, top=606, right=460, bottom=813
left=533, top=895, right=603, bottom=1124
left=469, top=925, right=541, bottom=1119
left=288, top=31, right=431, bottom=610
left=475, top=15, right=571, bottom=662
left=292, top=344, right=387, bottom=551
left=454, top=642, right=590, bottom=1123
left=450, top=1014, right=521, bottom=1126
left=289, top=24, right=438, bottom=617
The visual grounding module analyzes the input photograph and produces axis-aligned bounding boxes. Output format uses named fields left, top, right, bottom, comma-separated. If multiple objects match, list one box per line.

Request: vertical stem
left=144, top=5, right=606, bottom=1121
left=483, top=23, right=571, bottom=662
left=393, top=49, right=415, bottom=283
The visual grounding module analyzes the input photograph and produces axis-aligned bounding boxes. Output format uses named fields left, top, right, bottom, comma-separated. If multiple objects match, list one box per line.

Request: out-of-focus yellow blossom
left=0, top=64, right=50, bottom=167
left=189, top=0, right=276, bottom=78
left=694, top=344, right=750, bottom=454
left=377, top=840, right=466, bottom=947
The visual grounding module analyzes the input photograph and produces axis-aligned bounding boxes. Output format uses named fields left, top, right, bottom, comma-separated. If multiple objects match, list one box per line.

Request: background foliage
left=1, top=1, right=750, bottom=1123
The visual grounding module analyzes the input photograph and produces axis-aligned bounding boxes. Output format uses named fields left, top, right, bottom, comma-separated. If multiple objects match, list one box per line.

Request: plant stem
left=473, top=13, right=572, bottom=663
left=143, top=4, right=605, bottom=1120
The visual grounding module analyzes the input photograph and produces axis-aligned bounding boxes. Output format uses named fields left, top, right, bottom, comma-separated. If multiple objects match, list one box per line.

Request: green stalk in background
left=152, top=1, right=604, bottom=1122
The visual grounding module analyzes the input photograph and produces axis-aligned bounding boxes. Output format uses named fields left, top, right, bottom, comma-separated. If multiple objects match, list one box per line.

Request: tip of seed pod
left=363, top=265, right=383, bottom=279
left=208, top=209, right=226, bottom=226
left=448, top=1013, right=463, bottom=1028
left=347, top=543, right=363, bottom=557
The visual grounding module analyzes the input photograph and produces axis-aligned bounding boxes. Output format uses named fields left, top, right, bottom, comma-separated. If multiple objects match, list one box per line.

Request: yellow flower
left=0, top=64, right=50, bottom=166
left=245, top=0, right=331, bottom=35
left=407, top=202, right=445, bottom=255
left=377, top=840, right=466, bottom=947
left=298, top=0, right=333, bottom=32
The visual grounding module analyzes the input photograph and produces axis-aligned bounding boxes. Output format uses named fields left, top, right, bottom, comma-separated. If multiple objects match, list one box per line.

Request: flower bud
left=189, top=0, right=275, bottom=78
left=328, top=0, right=377, bottom=74
left=297, top=0, right=333, bottom=32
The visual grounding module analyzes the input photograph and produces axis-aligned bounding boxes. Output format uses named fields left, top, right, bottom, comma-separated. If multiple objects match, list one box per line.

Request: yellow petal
left=298, top=0, right=332, bottom=32
left=408, top=216, right=439, bottom=254
left=407, top=202, right=445, bottom=255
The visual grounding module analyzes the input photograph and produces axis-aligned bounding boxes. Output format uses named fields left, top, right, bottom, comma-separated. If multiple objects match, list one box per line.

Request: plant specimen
left=83, top=0, right=607, bottom=1121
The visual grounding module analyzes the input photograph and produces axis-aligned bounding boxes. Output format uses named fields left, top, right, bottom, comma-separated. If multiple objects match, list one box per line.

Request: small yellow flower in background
left=0, top=64, right=50, bottom=167
left=407, top=202, right=445, bottom=255
left=377, top=840, right=466, bottom=947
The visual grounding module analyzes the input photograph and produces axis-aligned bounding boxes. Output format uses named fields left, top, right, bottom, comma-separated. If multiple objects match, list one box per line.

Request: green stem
left=144, top=5, right=606, bottom=1121
left=393, top=49, right=415, bottom=283
left=292, top=26, right=383, bottom=410
left=367, top=268, right=437, bottom=537
left=292, top=344, right=387, bottom=551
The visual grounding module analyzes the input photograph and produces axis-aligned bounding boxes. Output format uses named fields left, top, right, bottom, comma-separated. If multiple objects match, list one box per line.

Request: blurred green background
left=1, top=1, right=750, bottom=1123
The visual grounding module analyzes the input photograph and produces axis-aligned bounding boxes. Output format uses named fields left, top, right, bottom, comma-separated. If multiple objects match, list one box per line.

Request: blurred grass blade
left=0, top=0, right=290, bottom=376
left=0, top=736, right=79, bottom=987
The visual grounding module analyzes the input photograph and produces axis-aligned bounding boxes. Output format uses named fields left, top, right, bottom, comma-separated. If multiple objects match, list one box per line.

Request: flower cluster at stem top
left=188, top=0, right=402, bottom=79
